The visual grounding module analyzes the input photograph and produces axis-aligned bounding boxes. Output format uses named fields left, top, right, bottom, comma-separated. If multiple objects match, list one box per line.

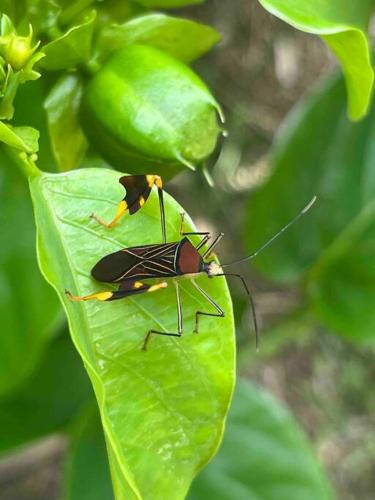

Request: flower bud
left=0, top=26, right=39, bottom=71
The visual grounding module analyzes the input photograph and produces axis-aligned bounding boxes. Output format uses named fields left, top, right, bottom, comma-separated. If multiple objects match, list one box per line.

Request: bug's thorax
left=176, top=238, right=205, bottom=275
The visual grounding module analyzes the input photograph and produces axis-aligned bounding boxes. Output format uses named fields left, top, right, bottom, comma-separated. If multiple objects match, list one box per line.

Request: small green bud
left=0, top=16, right=44, bottom=120
left=0, top=26, right=39, bottom=71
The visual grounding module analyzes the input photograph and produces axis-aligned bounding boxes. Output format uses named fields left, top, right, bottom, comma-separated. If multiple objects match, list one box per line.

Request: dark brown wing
left=91, top=242, right=179, bottom=283
left=119, top=175, right=152, bottom=215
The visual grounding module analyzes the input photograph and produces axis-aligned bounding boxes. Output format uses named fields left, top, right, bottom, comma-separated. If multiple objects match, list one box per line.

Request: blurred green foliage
left=189, top=380, right=333, bottom=500
left=0, top=152, right=60, bottom=397
left=247, top=74, right=375, bottom=342
left=259, top=0, right=375, bottom=120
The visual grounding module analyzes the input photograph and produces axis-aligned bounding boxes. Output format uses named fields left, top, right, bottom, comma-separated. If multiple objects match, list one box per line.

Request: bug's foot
left=65, top=289, right=73, bottom=299
left=141, top=332, right=151, bottom=351
left=90, top=212, right=111, bottom=227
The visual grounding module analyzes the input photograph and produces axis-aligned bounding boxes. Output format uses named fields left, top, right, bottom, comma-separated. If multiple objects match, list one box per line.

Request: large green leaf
left=246, top=73, right=375, bottom=341
left=93, top=14, right=219, bottom=66
left=189, top=380, right=333, bottom=500
left=0, top=154, right=61, bottom=398
left=30, top=168, right=235, bottom=499
left=0, top=334, right=92, bottom=454
left=258, top=0, right=374, bottom=120
left=44, top=74, right=88, bottom=171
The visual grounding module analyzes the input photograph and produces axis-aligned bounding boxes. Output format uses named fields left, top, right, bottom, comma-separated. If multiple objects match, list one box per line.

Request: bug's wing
left=91, top=249, right=140, bottom=282
left=119, top=175, right=152, bottom=215
left=91, top=243, right=180, bottom=283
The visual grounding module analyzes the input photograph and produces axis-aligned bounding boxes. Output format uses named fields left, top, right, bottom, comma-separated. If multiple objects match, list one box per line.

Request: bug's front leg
left=191, top=279, right=225, bottom=333
left=179, top=212, right=212, bottom=249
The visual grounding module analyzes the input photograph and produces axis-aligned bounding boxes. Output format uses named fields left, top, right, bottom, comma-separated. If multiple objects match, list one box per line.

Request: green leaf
left=44, top=74, right=88, bottom=171
left=246, top=75, right=354, bottom=282
left=0, top=1, right=16, bottom=21
left=30, top=168, right=235, bottom=499
left=13, top=79, right=57, bottom=173
left=15, top=1, right=61, bottom=35
left=246, top=73, right=375, bottom=341
left=93, top=14, right=220, bottom=66
left=189, top=380, right=333, bottom=500
left=64, top=404, right=113, bottom=500
left=0, top=334, right=92, bottom=454
left=82, top=44, right=222, bottom=178
left=134, top=0, right=204, bottom=7
left=0, top=121, right=39, bottom=153
left=308, top=199, right=375, bottom=342
left=0, top=154, right=61, bottom=397
left=41, top=10, right=96, bottom=70
left=258, top=0, right=374, bottom=120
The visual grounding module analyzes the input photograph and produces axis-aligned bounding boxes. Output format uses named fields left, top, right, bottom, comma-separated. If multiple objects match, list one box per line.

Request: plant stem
left=5, top=146, right=41, bottom=178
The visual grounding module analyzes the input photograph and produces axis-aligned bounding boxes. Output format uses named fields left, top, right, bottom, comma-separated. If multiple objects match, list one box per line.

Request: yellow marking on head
left=134, top=281, right=144, bottom=289
left=148, top=282, right=168, bottom=293
left=139, top=196, right=145, bottom=206
left=155, top=176, right=163, bottom=189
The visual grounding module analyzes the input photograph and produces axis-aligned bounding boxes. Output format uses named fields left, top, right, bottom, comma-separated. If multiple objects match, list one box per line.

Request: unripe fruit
left=81, top=44, right=223, bottom=177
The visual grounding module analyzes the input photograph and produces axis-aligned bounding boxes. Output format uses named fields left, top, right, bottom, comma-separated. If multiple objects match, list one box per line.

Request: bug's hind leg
left=65, top=281, right=167, bottom=303
left=142, top=281, right=183, bottom=351
left=191, top=279, right=225, bottom=333
left=65, top=289, right=115, bottom=302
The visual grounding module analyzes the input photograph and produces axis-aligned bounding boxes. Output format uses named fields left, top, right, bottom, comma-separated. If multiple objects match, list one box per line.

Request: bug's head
left=204, top=261, right=223, bottom=277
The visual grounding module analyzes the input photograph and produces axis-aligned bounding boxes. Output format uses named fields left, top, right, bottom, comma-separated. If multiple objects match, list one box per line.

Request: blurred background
left=1, top=1, right=374, bottom=499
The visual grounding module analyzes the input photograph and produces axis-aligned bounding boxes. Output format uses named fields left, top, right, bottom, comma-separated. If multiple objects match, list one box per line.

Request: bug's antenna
left=222, top=196, right=317, bottom=268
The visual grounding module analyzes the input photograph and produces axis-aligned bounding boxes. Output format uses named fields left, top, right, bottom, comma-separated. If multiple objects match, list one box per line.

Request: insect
left=91, top=174, right=166, bottom=242
left=66, top=197, right=316, bottom=350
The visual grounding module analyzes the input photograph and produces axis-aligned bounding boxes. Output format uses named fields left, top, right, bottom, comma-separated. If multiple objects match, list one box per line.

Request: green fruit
left=81, top=44, right=223, bottom=178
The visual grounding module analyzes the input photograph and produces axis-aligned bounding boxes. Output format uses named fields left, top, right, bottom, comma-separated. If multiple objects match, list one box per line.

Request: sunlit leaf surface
left=30, top=168, right=235, bottom=499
